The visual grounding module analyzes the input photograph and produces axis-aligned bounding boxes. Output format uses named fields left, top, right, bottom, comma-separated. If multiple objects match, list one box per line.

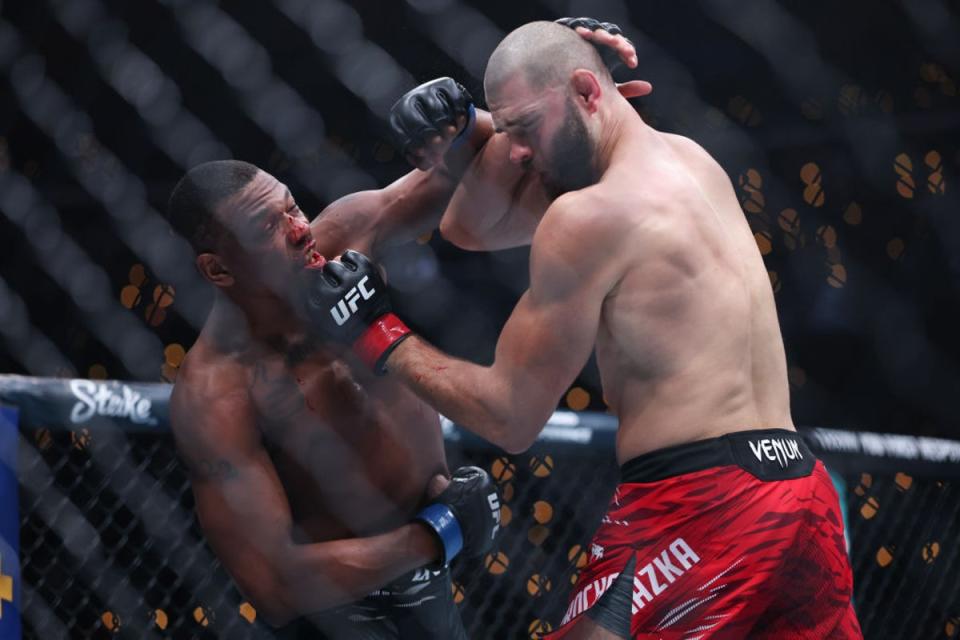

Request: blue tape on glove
left=448, top=103, right=477, bottom=151
left=416, top=503, right=464, bottom=565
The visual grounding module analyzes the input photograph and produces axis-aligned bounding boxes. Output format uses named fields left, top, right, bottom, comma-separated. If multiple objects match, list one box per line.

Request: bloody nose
left=287, top=215, right=310, bottom=246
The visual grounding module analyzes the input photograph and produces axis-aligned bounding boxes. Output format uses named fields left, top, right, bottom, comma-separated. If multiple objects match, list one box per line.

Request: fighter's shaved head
left=484, top=21, right=614, bottom=98
left=168, top=160, right=259, bottom=254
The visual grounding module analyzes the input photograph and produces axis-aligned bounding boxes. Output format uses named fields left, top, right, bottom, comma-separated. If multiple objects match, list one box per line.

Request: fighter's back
left=591, top=128, right=793, bottom=462
left=536, top=125, right=859, bottom=640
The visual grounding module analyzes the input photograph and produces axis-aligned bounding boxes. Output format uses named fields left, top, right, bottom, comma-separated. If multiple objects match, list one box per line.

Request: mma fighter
left=305, top=21, right=864, bottom=639
left=165, top=18, right=638, bottom=640
left=169, top=158, right=499, bottom=640
left=166, top=156, right=499, bottom=639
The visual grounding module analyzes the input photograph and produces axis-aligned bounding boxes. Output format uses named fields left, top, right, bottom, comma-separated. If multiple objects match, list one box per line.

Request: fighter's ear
left=571, top=69, right=602, bottom=114
left=196, top=253, right=235, bottom=288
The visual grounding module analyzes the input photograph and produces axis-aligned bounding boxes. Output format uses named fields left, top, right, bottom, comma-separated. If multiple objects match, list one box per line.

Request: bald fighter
left=305, top=21, right=863, bottom=639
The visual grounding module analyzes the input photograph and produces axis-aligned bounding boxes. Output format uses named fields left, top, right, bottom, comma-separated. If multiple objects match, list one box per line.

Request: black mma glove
left=389, top=77, right=476, bottom=166
left=302, top=250, right=410, bottom=374
left=416, top=466, right=502, bottom=567
left=556, top=16, right=634, bottom=72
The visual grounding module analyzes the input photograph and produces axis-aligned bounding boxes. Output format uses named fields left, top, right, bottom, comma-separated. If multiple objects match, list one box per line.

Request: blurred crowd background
left=1, top=0, right=959, bottom=439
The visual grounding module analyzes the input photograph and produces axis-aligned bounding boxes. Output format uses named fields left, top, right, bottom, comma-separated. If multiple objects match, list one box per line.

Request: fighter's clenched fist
left=416, top=466, right=502, bottom=567
left=389, top=77, right=475, bottom=170
left=302, top=250, right=409, bottom=374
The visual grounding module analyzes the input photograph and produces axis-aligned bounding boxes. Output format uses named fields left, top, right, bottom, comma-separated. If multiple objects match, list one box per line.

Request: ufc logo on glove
left=330, top=276, right=376, bottom=326
left=303, top=250, right=412, bottom=374
left=487, top=492, right=501, bottom=540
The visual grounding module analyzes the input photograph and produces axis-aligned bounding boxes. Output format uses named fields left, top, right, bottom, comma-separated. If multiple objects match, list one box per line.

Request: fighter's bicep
left=488, top=291, right=599, bottom=433
left=191, top=445, right=292, bottom=544
left=173, top=389, right=293, bottom=547
left=492, top=254, right=605, bottom=403
left=310, top=190, right=384, bottom=256
left=526, top=204, right=615, bottom=317
left=190, top=453, right=294, bottom=617
left=487, top=170, right=550, bottom=248
left=495, top=290, right=596, bottom=365
left=185, top=418, right=294, bottom=599
left=496, top=200, right=621, bottom=377
left=443, top=134, right=547, bottom=250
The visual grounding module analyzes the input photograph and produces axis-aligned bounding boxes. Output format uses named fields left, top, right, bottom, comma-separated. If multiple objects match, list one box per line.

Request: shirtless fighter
left=165, top=19, right=638, bottom=640
left=166, top=157, right=502, bottom=639
left=304, top=21, right=863, bottom=639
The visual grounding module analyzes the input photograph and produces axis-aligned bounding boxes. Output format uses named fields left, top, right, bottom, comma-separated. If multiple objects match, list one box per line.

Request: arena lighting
left=4, top=40, right=211, bottom=330
left=49, top=0, right=232, bottom=171
left=274, top=0, right=417, bottom=119
left=0, top=170, right=165, bottom=380
left=0, top=279, right=74, bottom=378
left=404, top=0, right=505, bottom=81
left=166, top=0, right=380, bottom=202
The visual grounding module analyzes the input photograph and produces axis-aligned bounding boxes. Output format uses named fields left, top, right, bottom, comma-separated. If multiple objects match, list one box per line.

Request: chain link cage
left=8, top=421, right=959, bottom=640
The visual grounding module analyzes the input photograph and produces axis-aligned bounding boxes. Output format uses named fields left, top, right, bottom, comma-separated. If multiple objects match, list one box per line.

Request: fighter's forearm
left=439, top=130, right=547, bottom=251
left=275, top=523, right=439, bottom=620
left=386, top=336, right=540, bottom=453
left=440, top=108, right=495, bottom=178
left=372, top=112, right=495, bottom=250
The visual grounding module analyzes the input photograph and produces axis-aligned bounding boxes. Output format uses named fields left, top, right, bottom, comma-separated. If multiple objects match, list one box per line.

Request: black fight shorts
left=273, top=566, right=466, bottom=640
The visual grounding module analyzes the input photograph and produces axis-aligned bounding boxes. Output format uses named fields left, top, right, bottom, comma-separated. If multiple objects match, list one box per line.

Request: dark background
left=1, top=0, right=959, bottom=438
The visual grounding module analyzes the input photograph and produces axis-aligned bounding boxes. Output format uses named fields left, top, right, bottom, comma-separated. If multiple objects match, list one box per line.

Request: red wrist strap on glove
left=353, top=313, right=412, bottom=374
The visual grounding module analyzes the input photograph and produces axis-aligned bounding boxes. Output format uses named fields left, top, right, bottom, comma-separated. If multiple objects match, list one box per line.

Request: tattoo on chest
left=250, top=361, right=307, bottom=426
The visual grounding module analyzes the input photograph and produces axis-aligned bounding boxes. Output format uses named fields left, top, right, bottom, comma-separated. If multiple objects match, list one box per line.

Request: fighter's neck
left=595, top=101, right=649, bottom=176
left=206, top=292, right=311, bottom=355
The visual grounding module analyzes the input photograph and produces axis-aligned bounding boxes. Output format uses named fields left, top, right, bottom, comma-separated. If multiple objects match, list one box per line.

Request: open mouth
left=305, top=251, right=326, bottom=268
left=303, top=241, right=326, bottom=269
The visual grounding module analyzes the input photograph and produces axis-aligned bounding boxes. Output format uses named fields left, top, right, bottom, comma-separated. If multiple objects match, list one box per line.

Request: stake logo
left=69, top=380, right=157, bottom=426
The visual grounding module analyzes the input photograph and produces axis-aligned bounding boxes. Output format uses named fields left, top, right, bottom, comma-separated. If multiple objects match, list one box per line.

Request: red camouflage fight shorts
left=546, top=429, right=863, bottom=639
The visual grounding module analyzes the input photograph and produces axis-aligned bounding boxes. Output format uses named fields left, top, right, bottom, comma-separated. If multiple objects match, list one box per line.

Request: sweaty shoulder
left=173, top=341, right=243, bottom=403
left=170, top=341, right=253, bottom=444
left=538, top=188, right=634, bottom=244
left=661, top=133, right=737, bottom=199
left=531, top=189, right=635, bottom=291
left=661, top=133, right=714, bottom=166
left=542, top=176, right=681, bottom=252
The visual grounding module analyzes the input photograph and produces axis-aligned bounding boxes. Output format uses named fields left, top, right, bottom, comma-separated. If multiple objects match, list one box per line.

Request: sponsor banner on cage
left=451, top=410, right=617, bottom=451
left=0, top=375, right=170, bottom=432
left=806, top=427, right=960, bottom=476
